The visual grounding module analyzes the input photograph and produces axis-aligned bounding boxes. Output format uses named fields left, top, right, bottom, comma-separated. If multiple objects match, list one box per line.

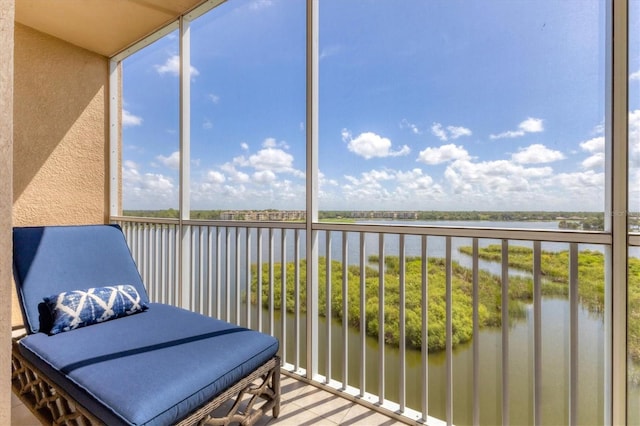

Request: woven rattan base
left=12, top=336, right=281, bottom=426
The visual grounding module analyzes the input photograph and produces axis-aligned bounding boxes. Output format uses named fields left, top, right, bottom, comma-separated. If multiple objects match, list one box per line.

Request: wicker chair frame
left=12, top=335, right=281, bottom=426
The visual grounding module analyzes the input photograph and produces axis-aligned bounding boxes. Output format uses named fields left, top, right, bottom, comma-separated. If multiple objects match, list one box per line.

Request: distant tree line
left=122, top=209, right=620, bottom=232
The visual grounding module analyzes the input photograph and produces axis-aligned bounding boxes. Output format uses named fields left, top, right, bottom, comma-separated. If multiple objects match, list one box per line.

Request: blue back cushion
left=13, top=225, right=150, bottom=334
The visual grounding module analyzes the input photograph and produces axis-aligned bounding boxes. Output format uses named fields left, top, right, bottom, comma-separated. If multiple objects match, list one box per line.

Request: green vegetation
left=253, top=250, right=570, bottom=352
left=458, top=245, right=605, bottom=313
left=318, top=217, right=356, bottom=224
left=122, top=209, right=223, bottom=220
left=124, top=208, right=180, bottom=218
left=250, top=245, right=640, bottom=369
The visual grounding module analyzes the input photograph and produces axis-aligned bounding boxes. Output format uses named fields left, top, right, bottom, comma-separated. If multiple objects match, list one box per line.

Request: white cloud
left=122, top=161, right=177, bottom=209
left=253, top=170, right=277, bottom=184
left=318, top=171, right=339, bottom=189
left=223, top=138, right=304, bottom=183
left=511, top=144, right=565, bottom=164
left=250, top=0, right=273, bottom=10
left=417, top=143, right=470, bottom=165
left=431, top=123, right=448, bottom=141
left=339, top=167, right=441, bottom=206
left=580, top=136, right=605, bottom=153
left=343, top=130, right=410, bottom=159
left=519, top=118, right=544, bottom=133
left=208, top=93, right=220, bottom=104
left=156, top=151, right=180, bottom=170
left=431, top=123, right=472, bottom=141
left=203, top=119, right=213, bottom=129
left=206, top=170, right=226, bottom=184
left=122, top=109, right=142, bottom=127
left=396, top=168, right=435, bottom=190
left=263, top=137, right=278, bottom=148
left=630, top=69, right=640, bottom=81
left=155, top=55, right=199, bottom=78
left=582, top=152, right=604, bottom=169
left=627, top=110, right=640, bottom=171
left=447, top=125, right=472, bottom=139
left=221, top=163, right=250, bottom=183
left=444, top=159, right=552, bottom=196
left=544, top=170, right=604, bottom=193
left=490, top=117, right=544, bottom=139
left=400, top=119, right=421, bottom=135
left=579, top=136, right=605, bottom=170
left=248, top=147, right=294, bottom=172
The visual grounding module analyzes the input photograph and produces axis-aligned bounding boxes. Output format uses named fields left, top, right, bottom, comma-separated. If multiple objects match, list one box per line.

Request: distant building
left=220, top=210, right=306, bottom=221
left=349, top=211, right=418, bottom=220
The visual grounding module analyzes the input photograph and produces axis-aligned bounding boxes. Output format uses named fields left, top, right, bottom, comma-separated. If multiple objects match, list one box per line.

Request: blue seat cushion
left=19, top=303, right=279, bottom=426
left=13, top=225, right=150, bottom=334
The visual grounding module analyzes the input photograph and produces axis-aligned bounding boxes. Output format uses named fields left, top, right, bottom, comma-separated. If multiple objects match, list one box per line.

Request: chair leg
left=272, top=370, right=281, bottom=418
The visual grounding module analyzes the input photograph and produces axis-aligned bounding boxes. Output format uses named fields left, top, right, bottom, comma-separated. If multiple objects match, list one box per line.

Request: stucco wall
left=12, top=24, right=109, bottom=325
left=1, top=1, right=15, bottom=423
left=13, top=23, right=108, bottom=227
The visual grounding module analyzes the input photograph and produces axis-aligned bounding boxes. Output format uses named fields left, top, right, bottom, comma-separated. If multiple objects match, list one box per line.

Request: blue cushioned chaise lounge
left=11, top=224, right=281, bottom=425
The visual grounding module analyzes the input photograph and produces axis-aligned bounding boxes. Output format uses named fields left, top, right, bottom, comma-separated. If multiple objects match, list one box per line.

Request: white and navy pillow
left=43, top=285, right=149, bottom=335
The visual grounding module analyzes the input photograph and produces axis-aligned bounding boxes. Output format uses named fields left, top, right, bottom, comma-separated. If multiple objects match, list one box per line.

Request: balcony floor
left=11, top=374, right=403, bottom=426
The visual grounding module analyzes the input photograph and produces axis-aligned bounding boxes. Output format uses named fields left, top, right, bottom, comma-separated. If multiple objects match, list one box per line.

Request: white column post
left=179, top=15, right=192, bottom=310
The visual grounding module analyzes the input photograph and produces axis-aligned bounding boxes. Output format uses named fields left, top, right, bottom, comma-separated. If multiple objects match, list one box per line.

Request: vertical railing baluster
left=235, top=227, right=242, bottom=325
left=136, top=224, right=143, bottom=280
left=472, top=238, right=480, bottom=426
left=294, top=229, right=301, bottom=370
left=399, top=233, right=406, bottom=412
left=167, top=226, right=173, bottom=305
left=421, top=234, right=429, bottom=421
left=199, top=226, right=205, bottom=315
left=445, top=236, right=453, bottom=425
left=165, top=225, right=171, bottom=305
left=502, top=239, right=510, bottom=425
left=269, top=228, right=275, bottom=336
left=257, top=228, right=263, bottom=332
left=342, top=231, right=349, bottom=389
left=325, top=230, right=332, bottom=384
left=281, top=229, right=287, bottom=365
left=176, top=224, right=181, bottom=306
left=215, top=227, right=222, bottom=319
left=225, top=227, right=231, bottom=323
left=154, top=225, right=160, bottom=302
left=174, top=224, right=180, bottom=306
left=172, top=224, right=177, bottom=305
left=188, top=226, right=194, bottom=312
left=246, top=228, right=252, bottom=328
left=533, top=240, right=542, bottom=426
left=147, top=223, right=152, bottom=300
left=145, top=224, right=151, bottom=293
left=169, top=224, right=174, bottom=305
left=160, top=225, right=167, bottom=304
left=191, top=226, right=197, bottom=311
left=569, top=242, right=579, bottom=425
left=206, top=226, right=214, bottom=318
left=378, top=233, right=385, bottom=404
left=360, top=232, right=366, bottom=397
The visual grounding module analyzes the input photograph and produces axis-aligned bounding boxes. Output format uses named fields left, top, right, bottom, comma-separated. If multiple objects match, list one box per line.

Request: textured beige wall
left=12, top=24, right=109, bottom=325
left=13, top=23, right=109, bottom=227
left=1, top=1, right=15, bottom=424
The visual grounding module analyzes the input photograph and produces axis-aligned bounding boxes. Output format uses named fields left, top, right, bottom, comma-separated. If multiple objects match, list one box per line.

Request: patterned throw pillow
left=43, top=285, right=149, bottom=335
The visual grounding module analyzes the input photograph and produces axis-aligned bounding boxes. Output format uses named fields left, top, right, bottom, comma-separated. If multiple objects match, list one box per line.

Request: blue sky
left=121, top=0, right=640, bottom=212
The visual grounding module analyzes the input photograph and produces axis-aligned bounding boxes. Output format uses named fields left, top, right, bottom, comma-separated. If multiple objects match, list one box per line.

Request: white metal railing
left=112, top=216, right=611, bottom=426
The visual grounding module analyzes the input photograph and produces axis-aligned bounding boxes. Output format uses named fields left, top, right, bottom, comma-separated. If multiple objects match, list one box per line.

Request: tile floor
left=11, top=374, right=403, bottom=426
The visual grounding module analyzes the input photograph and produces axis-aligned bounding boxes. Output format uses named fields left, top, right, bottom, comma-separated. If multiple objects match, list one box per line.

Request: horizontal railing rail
left=111, top=216, right=611, bottom=426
